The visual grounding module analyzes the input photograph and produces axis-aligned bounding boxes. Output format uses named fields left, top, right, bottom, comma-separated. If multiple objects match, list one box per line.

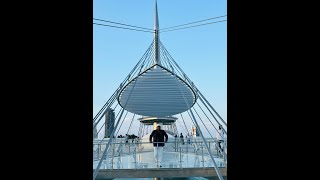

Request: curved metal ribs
left=118, top=64, right=197, bottom=117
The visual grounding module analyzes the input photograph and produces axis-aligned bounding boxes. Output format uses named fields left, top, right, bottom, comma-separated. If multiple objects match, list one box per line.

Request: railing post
left=119, top=143, right=122, bottom=169
left=111, top=143, right=115, bottom=170
left=97, top=144, right=100, bottom=159
left=179, top=147, right=182, bottom=168
left=186, top=142, right=188, bottom=154
left=103, top=143, right=107, bottom=169
left=138, top=140, right=141, bottom=164
left=128, top=143, right=130, bottom=154
left=157, top=143, right=159, bottom=167
left=214, top=139, right=218, bottom=156
left=201, top=141, right=204, bottom=168
left=104, top=159, right=107, bottom=169
left=134, top=146, right=137, bottom=169
left=223, top=139, right=227, bottom=167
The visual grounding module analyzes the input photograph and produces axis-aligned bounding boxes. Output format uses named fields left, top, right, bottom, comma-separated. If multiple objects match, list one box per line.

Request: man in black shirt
left=149, top=124, right=168, bottom=167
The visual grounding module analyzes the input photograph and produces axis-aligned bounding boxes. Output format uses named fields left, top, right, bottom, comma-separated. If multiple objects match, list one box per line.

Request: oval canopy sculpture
left=118, top=64, right=197, bottom=117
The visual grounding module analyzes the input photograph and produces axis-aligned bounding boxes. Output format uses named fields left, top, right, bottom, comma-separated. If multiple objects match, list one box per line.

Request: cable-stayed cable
left=93, top=23, right=154, bottom=33
left=161, top=20, right=226, bottom=33
left=94, top=18, right=154, bottom=31
left=160, top=15, right=227, bottom=30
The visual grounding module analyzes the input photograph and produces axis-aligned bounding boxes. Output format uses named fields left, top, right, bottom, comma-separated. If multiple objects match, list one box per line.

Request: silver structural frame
left=172, top=72, right=224, bottom=180
left=93, top=1, right=226, bottom=179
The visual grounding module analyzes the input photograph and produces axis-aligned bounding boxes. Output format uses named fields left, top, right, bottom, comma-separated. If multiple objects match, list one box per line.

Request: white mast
left=154, top=0, right=160, bottom=65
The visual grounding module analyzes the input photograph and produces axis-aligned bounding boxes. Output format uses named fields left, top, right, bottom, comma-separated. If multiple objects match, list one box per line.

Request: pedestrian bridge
left=93, top=138, right=227, bottom=179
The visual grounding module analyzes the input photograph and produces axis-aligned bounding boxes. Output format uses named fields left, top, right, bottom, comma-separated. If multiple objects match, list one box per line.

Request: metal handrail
left=93, top=139, right=225, bottom=145
left=93, top=140, right=226, bottom=160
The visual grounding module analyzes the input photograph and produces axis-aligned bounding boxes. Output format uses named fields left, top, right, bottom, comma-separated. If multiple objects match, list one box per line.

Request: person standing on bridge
left=149, top=124, right=168, bottom=167
left=216, top=125, right=225, bottom=155
left=180, top=133, right=184, bottom=145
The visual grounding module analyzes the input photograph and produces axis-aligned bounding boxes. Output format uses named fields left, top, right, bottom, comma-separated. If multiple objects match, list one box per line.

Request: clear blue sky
left=93, top=0, right=226, bottom=138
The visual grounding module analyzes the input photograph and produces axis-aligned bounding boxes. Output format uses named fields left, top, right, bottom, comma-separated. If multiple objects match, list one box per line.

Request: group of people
left=149, top=124, right=225, bottom=167
left=174, top=133, right=190, bottom=145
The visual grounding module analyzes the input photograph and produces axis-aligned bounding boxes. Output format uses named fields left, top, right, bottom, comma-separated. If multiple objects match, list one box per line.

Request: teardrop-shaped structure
left=118, top=64, right=197, bottom=117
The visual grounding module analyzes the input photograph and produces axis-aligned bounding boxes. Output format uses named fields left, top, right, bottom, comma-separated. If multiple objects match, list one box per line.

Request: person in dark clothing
left=149, top=124, right=168, bottom=167
left=180, top=133, right=184, bottom=145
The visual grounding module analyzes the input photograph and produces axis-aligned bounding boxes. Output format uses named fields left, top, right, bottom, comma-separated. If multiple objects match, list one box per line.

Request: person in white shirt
left=216, top=125, right=224, bottom=154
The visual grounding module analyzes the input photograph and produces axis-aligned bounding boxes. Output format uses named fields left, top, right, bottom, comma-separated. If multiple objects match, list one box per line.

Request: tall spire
left=154, top=0, right=160, bottom=65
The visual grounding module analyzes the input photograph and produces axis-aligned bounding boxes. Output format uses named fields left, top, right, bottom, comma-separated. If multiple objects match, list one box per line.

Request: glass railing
left=93, top=138, right=227, bottom=170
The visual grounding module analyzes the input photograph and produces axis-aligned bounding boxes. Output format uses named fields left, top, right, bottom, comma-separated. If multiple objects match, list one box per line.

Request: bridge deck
left=96, top=167, right=227, bottom=179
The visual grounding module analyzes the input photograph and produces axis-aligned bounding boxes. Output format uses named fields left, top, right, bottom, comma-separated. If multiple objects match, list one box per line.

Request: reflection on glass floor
left=93, top=151, right=225, bottom=170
